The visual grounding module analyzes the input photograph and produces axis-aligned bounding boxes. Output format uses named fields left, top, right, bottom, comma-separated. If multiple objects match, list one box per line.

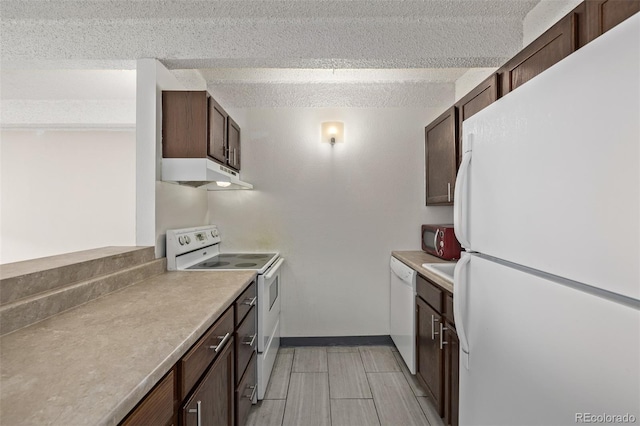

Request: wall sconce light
left=321, top=121, right=344, bottom=145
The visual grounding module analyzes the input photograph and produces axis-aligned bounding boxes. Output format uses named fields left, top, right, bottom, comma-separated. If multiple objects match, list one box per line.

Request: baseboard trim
left=280, top=335, right=393, bottom=347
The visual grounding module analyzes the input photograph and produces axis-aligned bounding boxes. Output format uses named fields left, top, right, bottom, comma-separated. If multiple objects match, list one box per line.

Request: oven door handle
left=264, top=258, right=284, bottom=280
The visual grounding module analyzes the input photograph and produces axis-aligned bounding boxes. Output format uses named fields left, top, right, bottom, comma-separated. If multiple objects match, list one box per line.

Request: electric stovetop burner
left=186, top=253, right=278, bottom=271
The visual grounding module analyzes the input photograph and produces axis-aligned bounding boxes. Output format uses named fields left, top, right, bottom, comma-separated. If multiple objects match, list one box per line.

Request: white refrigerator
left=453, top=13, right=640, bottom=426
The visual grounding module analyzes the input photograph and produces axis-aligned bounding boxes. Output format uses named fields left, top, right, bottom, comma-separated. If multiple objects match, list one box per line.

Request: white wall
left=208, top=108, right=453, bottom=337
left=0, top=130, right=136, bottom=264
left=155, top=181, right=209, bottom=256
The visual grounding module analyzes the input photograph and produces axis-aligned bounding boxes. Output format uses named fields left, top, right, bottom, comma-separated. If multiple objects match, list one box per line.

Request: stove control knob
left=185, top=236, right=191, bottom=244
left=211, top=231, right=215, bottom=238
left=213, top=229, right=219, bottom=237
left=178, top=236, right=185, bottom=245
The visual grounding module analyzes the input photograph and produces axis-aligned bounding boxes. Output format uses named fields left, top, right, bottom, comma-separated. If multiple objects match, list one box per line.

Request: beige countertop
left=392, top=251, right=456, bottom=293
left=0, top=247, right=150, bottom=280
left=0, top=269, right=256, bottom=426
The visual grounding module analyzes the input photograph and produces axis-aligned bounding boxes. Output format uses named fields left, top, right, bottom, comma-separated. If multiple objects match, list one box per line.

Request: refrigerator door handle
left=454, top=137, right=472, bottom=249
left=454, top=254, right=471, bottom=369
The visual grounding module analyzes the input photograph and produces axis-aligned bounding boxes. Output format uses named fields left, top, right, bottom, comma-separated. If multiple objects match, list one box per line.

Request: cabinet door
left=455, top=74, right=498, bottom=167
left=416, top=297, right=444, bottom=415
left=182, top=337, right=234, bottom=426
left=444, top=324, right=459, bottom=426
left=162, top=91, right=208, bottom=158
left=499, top=11, right=578, bottom=96
left=425, top=107, right=457, bottom=206
left=227, top=116, right=241, bottom=171
left=209, top=98, right=228, bottom=165
left=121, top=368, right=176, bottom=426
left=586, top=0, right=640, bottom=43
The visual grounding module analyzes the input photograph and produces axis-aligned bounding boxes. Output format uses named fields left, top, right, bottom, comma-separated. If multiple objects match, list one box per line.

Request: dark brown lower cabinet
left=121, top=368, right=177, bottom=426
left=120, top=280, right=258, bottom=426
left=416, top=274, right=459, bottom=425
left=444, top=323, right=459, bottom=426
left=182, top=337, right=235, bottom=426
left=235, top=354, right=257, bottom=426
left=416, top=296, right=444, bottom=415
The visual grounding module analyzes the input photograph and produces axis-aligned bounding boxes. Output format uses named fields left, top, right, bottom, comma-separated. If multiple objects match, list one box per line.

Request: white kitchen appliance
left=166, top=225, right=283, bottom=401
left=389, top=256, right=417, bottom=374
left=453, top=15, right=640, bottom=425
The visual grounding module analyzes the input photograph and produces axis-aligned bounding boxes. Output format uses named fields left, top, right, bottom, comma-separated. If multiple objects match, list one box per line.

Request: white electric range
left=166, top=225, right=283, bottom=401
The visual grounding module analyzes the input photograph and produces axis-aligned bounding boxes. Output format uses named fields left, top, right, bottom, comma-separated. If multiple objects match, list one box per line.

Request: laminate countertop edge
left=391, top=251, right=455, bottom=294
left=0, top=269, right=257, bottom=426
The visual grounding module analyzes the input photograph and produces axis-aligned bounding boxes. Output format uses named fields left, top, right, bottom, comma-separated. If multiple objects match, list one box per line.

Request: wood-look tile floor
left=246, top=346, right=445, bottom=426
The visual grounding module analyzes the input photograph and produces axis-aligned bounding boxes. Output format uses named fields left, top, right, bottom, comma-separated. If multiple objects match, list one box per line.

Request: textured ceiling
left=0, top=0, right=545, bottom=114
left=2, top=0, right=538, bottom=70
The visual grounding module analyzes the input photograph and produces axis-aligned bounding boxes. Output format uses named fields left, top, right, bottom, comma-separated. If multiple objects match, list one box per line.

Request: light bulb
left=216, top=181, right=232, bottom=187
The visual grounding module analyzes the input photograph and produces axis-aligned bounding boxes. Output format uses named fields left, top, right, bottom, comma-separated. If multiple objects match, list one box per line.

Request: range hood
left=162, top=158, right=253, bottom=190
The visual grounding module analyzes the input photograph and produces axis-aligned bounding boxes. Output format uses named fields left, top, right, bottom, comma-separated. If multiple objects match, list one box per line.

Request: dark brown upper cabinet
left=227, top=116, right=241, bottom=171
left=162, top=91, right=209, bottom=159
left=425, top=107, right=458, bottom=206
left=498, top=0, right=638, bottom=97
left=454, top=74, right=499, bottom=167
left=498, top=8, right=581, bottom=96
left=585, top=0, right=640, bottom=43
left=162, top=91, right=241, bottom=171
left=209, top=97, right=228, bottom=165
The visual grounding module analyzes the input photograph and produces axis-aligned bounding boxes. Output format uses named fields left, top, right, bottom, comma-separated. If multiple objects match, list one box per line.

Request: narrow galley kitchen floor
left=246, top=345, right=444, bottom=426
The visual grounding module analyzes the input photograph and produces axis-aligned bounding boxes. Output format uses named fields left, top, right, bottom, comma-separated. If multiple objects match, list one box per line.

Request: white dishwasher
left=389, top=256, right=417, bottom=374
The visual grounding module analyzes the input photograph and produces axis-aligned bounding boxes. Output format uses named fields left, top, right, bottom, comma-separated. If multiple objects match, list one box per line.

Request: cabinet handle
left=431, top=315, right=439, bottom=340
left=243, top=334, right=257, bottom=347
left=233, top=149, right=237, bottom=166
left=188, top=400, right=202, bottom=426
left=242, top=296, right=257, bottom=306
left=244, top=385, right=257, bottom=400
left=447, top=182, right=451, bottom=202
left=209, top=332, right=231, bottom=352
left=439, top=322, right=448, bottom=350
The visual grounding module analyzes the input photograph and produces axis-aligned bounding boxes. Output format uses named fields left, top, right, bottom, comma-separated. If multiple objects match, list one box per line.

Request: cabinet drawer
left=121, top=368, right=176, bottom=426
left=180, top=306, right=234, bottom=398
left=417, top=274, right=443, bottom=312
left=236, top=353, right=257, bottom=426
left=235, top=281, right=256, bottom=326
left=235, top=306, right=256, bottom=385
left=443, top=292, right=455, bottom=326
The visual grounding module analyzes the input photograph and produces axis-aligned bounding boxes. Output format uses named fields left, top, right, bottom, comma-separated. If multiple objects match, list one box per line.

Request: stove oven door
left=257, top=258, right=283, bottom=353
